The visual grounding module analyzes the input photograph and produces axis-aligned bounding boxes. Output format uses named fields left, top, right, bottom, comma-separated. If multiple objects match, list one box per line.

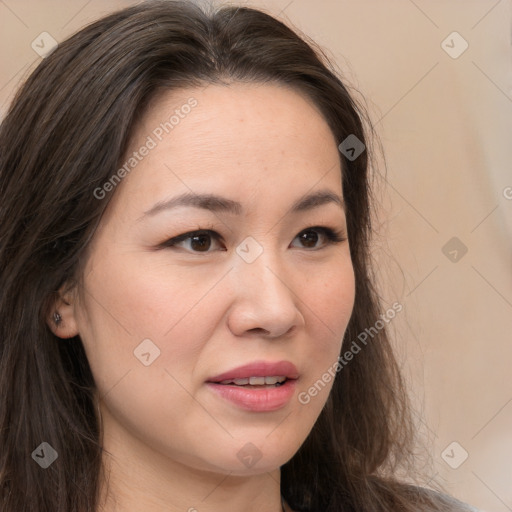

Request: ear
left=46, top=283, right=80, bottom=339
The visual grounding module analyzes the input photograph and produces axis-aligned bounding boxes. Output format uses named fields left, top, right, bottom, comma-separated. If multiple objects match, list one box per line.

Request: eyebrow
left=139, top=189, right=344, bottom=221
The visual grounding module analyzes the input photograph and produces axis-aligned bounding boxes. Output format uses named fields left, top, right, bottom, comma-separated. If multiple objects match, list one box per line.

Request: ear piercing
left=53, top=311, right=62, bottom=325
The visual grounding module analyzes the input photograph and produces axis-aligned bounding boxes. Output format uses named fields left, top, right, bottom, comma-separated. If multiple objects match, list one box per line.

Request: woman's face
left=68, top=82, right=355, bottom=475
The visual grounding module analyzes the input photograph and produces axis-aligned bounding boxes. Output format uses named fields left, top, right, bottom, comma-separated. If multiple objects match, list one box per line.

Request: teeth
left=219, top=376, right=287, bottom=386
left=258, top=376, right=285, bottom=385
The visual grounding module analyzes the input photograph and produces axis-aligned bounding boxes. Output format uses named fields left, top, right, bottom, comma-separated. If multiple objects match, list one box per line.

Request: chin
left=184, top=443, right=297, bottom=476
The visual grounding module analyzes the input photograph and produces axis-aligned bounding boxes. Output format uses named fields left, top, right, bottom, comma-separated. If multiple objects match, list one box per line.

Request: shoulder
left=407, top=485, right=483, bottom=512
left=431, top=492, right=482, bottom=512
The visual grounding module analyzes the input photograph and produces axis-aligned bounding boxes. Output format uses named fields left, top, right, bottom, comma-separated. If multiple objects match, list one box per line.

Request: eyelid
left=158, top=225, right=347, bottom=252
left=162, top=228, right=222, bottom=247
left=290, top=225, right=347, bottom=248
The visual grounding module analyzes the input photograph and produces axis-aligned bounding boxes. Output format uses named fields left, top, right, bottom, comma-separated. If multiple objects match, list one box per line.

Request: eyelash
left=159, top=225, right=347, bottom=253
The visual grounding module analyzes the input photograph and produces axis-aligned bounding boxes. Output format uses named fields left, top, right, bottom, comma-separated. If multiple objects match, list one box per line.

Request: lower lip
left=206, top=379, right=297, bottom=412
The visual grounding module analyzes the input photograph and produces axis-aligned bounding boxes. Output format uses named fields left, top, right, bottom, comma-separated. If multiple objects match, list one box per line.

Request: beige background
left=1, top=0, right=511, bottom=510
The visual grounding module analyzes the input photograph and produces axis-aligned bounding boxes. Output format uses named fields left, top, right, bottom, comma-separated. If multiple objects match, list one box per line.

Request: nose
left=226, top=249, right=305, bottom=339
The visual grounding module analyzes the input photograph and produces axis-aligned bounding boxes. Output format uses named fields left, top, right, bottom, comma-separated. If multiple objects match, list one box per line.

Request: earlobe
left=46, top=287, right=80, bottom=339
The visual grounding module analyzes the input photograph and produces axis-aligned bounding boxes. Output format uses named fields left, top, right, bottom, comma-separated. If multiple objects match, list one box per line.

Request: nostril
left=247, top=327, right=270, bottom=335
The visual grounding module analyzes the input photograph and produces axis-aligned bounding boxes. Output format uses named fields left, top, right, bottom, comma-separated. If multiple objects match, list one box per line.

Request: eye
left=160, top=229, right=224, bottom=253
left=159, top=226, right=347, bottom=253
left=291, top=226, right=347, bottom=249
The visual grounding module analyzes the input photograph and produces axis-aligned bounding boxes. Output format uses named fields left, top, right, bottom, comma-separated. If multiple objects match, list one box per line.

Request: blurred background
left=1, top=1, right=510, bottom=510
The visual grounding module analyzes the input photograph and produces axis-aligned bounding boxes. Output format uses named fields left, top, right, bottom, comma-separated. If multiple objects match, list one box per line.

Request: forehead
left=105, top=82, right=343, bottom=220
left=134, top=81, right=337, bottom=160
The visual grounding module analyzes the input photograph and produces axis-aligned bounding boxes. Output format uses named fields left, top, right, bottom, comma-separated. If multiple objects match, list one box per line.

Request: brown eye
left=161, top=226, right=346, bottom=254
left=188, top=233, right=212, bottom=252
left=291, top=226, right=346, bottom=250
left=160, top=230, right=224, bottom=253
left=298, top=230, right=320, bottom=248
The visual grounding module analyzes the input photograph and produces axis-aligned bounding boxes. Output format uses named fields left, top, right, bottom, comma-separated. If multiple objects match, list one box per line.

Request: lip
left=207, top=360, right=299, bottom=383
left=206, top=360, right=299, bottom=412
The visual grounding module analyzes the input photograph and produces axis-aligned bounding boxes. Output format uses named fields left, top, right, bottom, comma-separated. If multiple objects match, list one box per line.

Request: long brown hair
left=0, top=1, right=445, bottom=511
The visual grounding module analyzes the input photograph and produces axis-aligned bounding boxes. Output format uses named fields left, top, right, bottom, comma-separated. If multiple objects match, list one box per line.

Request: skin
left=48, top=82, right=356, bottom=512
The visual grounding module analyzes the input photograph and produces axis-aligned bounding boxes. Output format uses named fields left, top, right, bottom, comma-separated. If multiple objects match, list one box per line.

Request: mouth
left=216, top=376, right=289, bottom=388
left=207, top=360, right=299, bottom=385
left=206, top=361, right=299, bottom=412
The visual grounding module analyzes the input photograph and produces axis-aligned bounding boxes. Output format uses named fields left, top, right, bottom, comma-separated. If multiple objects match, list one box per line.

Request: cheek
left=301, top=256, right=355, bottom=383
left=325, top=258, right=355, bottom=327
left=76, top=251, right=224, bottom=388
left=307, top=255, right=355, bottom=339
left=76, top=256, right=221, bottom=453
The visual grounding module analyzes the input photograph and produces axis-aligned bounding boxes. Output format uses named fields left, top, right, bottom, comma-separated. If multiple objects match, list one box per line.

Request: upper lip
left=207, top=360, right=299, bottom=383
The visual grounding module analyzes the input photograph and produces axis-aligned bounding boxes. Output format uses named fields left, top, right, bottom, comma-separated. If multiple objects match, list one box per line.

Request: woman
left=0, top=1, right=480, bottom=511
